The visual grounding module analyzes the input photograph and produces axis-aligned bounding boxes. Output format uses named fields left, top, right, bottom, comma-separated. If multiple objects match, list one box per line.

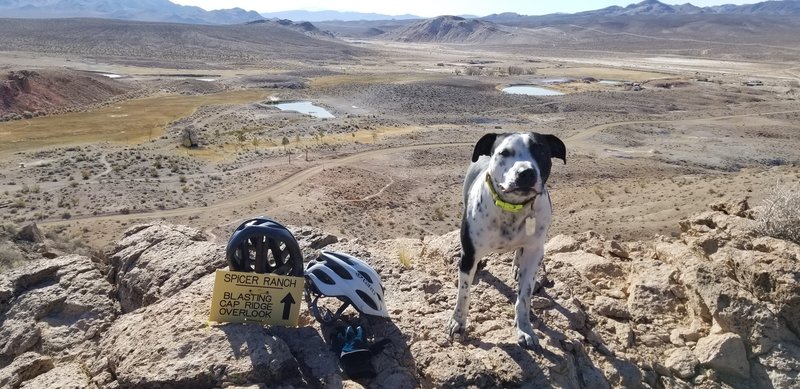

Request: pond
left=273, top=101, right=334, bottom=119
left=502, top=85, right=564, bottom=96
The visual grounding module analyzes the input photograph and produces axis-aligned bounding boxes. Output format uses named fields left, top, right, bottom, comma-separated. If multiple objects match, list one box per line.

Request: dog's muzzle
left=486, top=173, right=536, bottom=213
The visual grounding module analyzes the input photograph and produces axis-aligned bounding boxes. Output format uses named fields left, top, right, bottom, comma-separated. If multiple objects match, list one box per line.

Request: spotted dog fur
left=448, top=132, right=566, bottom=348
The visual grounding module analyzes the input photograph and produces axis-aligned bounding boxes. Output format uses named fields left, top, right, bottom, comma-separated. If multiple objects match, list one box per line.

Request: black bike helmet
left=225, top=217, right=303, bottom=276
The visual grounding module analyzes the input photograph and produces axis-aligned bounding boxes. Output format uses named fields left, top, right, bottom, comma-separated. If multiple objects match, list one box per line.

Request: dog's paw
left=516, top=328, right=541, bottom=350
left=447, top=316, right=467, bottom=339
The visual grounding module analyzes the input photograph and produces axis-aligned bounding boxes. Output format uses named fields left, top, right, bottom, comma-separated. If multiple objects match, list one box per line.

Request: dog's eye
left=499, top=149, right=512, bottom=157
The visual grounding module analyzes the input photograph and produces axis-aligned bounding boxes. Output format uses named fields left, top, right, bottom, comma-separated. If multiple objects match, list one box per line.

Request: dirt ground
left=1, top=33, right=799, bottom=250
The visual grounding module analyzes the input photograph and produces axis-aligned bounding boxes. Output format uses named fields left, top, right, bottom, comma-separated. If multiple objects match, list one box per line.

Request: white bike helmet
left=304, top=250, right=389, bottom=324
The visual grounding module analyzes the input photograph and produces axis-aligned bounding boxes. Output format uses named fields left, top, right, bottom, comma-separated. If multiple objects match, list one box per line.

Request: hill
left=246, top=18, right=334, bottom=39
left=0, top=69, right=133, bottom=120
left=0, top=18, right=369, bottom=68
left=380, top=15, right=520, bottom=43
left=0, top=0, right=263, bottom=24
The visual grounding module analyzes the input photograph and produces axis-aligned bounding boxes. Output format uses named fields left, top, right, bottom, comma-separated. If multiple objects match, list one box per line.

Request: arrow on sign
left=280, top=293, right=296, bottom=320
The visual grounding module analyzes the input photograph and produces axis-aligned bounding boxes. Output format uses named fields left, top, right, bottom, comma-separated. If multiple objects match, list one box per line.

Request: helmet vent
left=334, top=253, right=356, bottom=266
left=356, top=290, right=378, bottom=311
left=312, top=269, right=336, bottom=285
left=358, top=271, right=373, bottom=284
left=325, top=260, right=353, bottom=280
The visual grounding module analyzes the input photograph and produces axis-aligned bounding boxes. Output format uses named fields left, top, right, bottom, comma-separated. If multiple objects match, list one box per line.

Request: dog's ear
left=472, top=133, right=497, bottom=162
left=543, top=134, right=566, bottom=164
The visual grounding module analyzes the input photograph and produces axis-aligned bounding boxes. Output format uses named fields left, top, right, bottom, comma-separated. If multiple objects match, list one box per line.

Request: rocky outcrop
left=107, top=222, right=225, bottom=313
left=0, top=202, right=798, bottom=388
left=0, top=255, right=118, bottom=362
left=100, top=274, right=302, bottom=388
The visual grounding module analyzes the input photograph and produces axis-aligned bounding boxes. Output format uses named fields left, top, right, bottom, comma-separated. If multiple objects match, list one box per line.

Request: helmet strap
left=331, top=301, right=351, bottom=323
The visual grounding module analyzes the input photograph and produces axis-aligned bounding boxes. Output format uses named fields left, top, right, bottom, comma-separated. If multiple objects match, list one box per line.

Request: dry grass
left=0, top=90, right=266, bottom=155
left=398, top=245, right=412, bottom=268
left=536, top=66, right=669, bottom=81
left=310, top=73, right=437, bottom=88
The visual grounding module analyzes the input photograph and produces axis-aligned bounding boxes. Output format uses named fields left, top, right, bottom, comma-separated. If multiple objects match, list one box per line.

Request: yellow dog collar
left=485, top=173, right=533, bottom=213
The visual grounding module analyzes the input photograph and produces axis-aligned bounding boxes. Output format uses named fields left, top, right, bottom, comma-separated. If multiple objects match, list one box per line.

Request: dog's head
left=472, top=132, right=566, bottom=201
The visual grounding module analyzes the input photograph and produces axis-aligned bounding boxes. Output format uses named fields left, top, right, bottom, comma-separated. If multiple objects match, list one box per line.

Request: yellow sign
left=209, top=270, right=305, bottom=326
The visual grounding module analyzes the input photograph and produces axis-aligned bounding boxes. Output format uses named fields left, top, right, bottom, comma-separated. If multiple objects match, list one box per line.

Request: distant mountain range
left=259, top=10, right=420, bottom=22
left=485, top=0, right=800, bottom=24
left=0, top=0, right=263, bottom=24
left=1, top=0, right=799, bottom=25
left=588, top=0, right=800, bottom=16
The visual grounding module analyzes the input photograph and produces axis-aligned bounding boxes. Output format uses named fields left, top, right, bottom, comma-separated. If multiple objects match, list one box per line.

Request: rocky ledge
left=0, top=200, right=798, bottom=388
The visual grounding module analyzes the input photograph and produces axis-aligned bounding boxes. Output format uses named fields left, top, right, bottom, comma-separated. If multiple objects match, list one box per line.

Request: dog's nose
left=516, top=169, right=537, bottom=188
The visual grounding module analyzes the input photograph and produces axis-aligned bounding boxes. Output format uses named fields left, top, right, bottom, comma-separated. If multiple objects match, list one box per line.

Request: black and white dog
left=448, top=132, right=566, bottom=348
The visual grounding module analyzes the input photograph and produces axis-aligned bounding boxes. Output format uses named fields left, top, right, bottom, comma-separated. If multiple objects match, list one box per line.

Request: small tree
left=281, top=136, right=290, bottom=151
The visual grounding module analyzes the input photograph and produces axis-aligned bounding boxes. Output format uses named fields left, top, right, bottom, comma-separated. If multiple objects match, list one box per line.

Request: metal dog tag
left=525, top=217, right=536, bottom=236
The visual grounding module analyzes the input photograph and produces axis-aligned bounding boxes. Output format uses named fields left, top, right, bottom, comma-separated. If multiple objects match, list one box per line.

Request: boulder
left=291, top=225, right=339, bottom=254
left=107, top=222, right=225, bottom=312
left=19, top=363, right=90, bottom=388
left=101, top=274, right=301, bottom=387
left=694, top=333, right=750, bottom=379
left=718, top=246, right=800, bottom=338
left=626, top=260, right=685, bottom=320
left=0, top=352, right=53, bottom=389
left=593, top=295, right=631, bottom=320
left=15, top=223, right=42, bottom=244
left=664, top=347, right=698, bottom=379
left=710, top=197, right=752, bottom=218
left=0, top=255, right=117, bottom=359
left=551, top=251, right=626, bottom=292
left=545, top=234, right=581, bottom=254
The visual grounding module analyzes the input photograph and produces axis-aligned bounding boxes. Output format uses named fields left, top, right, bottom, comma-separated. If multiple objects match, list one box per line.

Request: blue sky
left=171, top=0, right=755, bottom=17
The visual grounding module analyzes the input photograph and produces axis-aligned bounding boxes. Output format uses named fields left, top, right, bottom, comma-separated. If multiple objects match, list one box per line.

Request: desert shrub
left=507, top=66, right=524, bottom=76
left=463, top=67, right=482, bottom=76
left=0, top=242, right=25, bottom=270
left=1, top=223, right=20, bottom=236
left=755, top=183, right=800, bottom=244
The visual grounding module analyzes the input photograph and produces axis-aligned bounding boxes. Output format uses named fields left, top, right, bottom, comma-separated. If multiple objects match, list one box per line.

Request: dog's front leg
left=515, top=214, right=550, bottom=348
left=448, top=236, right=481, bottom=339
left=515, top=245, right=543, bottom=349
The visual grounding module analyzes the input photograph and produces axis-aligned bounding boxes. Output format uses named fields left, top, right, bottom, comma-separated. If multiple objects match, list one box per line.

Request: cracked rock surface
left=1, top=201, right=798, bottom=388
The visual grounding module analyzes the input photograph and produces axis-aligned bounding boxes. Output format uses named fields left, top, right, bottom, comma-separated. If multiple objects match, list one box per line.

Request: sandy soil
left=1, top=33, right=799, bottom=250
